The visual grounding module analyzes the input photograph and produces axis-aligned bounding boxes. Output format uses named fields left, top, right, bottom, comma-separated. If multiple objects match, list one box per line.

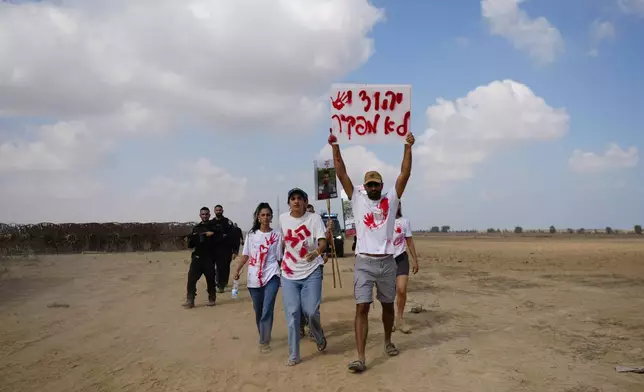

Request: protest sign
left=314, top=159, right=338, bottom=201
left=330, top=83, right=411, bottom=144
left=342, top=196, right=356, bottom=237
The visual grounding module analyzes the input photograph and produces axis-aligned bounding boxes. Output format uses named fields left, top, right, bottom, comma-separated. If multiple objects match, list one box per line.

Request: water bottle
left=231, top=279, right=239, bottom=298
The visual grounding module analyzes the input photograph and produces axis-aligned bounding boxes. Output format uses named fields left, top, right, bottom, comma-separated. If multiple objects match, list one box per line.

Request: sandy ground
left=1, top=235, right=644, bottom=392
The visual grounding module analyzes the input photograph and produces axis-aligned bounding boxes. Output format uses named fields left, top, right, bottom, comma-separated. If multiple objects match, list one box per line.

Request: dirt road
left=1, top=236, right=643, bottom=392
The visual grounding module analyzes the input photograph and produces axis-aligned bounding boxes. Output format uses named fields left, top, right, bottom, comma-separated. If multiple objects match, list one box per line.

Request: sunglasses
left=365, top=182, right=381, bottom=188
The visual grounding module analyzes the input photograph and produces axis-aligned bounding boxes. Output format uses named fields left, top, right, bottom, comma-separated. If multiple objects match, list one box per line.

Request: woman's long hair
left=250, top=202, right=273, bottom=234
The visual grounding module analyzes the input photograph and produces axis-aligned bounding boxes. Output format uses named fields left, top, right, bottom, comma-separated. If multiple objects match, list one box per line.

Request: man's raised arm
left=395, top=133, right=415, bottom=199
left=329, top=130, right=354, bottom=200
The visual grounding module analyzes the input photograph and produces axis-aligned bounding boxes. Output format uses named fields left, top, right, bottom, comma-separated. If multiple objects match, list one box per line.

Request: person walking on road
left=329, top=130, right=415, bottom=373
left=279, top=188, right=328, bottom=366
left=183, top=207, right=218, bottom=308
left=233, top=202, right=283, bottom=354
left=392, top=202, right=419, bottom=334
left=232, top=222, right=244, bottom=255
left=210, top=204, right=235, bottom=293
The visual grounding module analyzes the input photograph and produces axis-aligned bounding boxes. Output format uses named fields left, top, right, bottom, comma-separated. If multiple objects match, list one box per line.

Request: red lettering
left=396, top=111, right=411, bottom=136
left=384, top=116, right=395, bottom=135
left=374, top=91, right=381, bottom=111
left=299, top=246, right=308, bottom=258
left=340, top=114, right=356, bottom=140
left=383, top=90, right=403, bottom=111
left=355, top=114, right=380, bottom=136
left=359, top=90, right=371, bottom=112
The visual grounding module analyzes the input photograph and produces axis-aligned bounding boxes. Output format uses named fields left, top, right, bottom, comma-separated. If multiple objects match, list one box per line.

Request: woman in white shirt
left=391, top=203, right=419, bottom=334
left=279, top=188, right=328, bottom=366
left=233, top=202, right=283, bottom=354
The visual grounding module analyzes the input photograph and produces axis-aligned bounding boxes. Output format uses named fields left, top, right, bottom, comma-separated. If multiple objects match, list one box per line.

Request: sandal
left=385, top=343, right=400, bottom=356
left=317, top=336, right=327, bottom=352
left=348, top=359, right=367, bottom=373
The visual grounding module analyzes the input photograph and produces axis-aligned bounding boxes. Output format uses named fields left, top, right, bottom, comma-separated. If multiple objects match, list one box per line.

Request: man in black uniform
left=210, top=204, right=236, bottom=293
left=231, top=222, right=243, bottom=255
left=183, top=206, right=218, bottom=309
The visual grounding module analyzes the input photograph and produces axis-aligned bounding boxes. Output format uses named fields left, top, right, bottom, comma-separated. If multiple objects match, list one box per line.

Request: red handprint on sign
left=331, top=91, right=352, bottom=110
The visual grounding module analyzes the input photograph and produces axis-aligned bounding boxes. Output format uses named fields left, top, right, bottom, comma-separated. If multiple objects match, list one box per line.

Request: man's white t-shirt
left=351, top=185, right=400, bottom=255
left=242, top=229, right=283, bottom=288
left=279, top=211, right=326, bottom=280
left=393, top=217, right=412, bottom=258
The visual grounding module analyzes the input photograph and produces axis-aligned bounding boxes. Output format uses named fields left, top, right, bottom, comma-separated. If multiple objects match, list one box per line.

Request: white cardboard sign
left=330, top=83, right=411, bottom=144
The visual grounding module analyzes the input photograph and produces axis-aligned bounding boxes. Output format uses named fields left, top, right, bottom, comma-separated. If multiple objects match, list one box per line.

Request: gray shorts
left=354, top=254, right=397, bottom=304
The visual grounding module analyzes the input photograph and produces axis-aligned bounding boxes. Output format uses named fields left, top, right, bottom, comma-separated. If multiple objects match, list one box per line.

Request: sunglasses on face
left=365, top=182, right=381, bottom=188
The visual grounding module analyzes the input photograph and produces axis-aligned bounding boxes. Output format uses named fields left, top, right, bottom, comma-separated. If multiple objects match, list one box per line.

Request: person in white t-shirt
left=232, top=202, right=283, bottom=354
left=329, top=130, right=415, bottom=374
left=279, top=188, right=329, bottom=366
left=391, top=202, right=419, bottom=334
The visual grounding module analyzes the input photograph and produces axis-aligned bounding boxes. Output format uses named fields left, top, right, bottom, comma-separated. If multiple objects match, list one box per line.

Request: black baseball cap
left=287, top=188, right=308, bottom=201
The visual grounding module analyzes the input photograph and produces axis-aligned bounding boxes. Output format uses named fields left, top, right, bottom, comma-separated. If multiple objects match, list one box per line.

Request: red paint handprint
left=330, top=91, right=352, bottom=110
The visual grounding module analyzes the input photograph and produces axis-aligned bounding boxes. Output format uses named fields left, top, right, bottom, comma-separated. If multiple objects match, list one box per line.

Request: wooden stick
left=326, top=199, right=338, bottom=288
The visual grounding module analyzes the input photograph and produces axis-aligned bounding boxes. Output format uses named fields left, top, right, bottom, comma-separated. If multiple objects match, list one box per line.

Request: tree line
left=416, top=225, right=643, bottom=235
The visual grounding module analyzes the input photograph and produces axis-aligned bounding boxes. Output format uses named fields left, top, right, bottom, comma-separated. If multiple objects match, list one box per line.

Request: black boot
left=207, top=294, right=216, bottom=307
left=182, top=296, right=195, bottom=309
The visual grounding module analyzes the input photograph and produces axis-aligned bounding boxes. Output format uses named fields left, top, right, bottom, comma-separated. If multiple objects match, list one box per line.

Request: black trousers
left=186, top=254, right=217, bottom=299
left=214, top=252, right=233, bottom=289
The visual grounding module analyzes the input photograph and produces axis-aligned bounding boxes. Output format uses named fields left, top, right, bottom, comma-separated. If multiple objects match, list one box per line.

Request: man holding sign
left=328, top=127, right=414, bottom=374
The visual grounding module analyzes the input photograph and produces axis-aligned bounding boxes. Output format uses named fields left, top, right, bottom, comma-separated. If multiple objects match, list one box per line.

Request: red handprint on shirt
left=363, top=197, right=390, bottom=230
left=283, top=224, right=312, bottom=266
left=256, top=232, right=279, bottom=285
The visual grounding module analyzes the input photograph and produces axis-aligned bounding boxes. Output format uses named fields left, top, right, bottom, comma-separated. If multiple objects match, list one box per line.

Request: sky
left=0, top=0, right=642, bottom=231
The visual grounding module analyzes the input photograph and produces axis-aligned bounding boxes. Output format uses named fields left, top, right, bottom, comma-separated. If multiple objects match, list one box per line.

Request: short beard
left=367, top=190, right=381, bottom=200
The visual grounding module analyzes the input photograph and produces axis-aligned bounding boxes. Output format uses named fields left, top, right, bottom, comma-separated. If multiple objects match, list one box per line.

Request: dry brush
left=0, top=222, right=197, bottom=256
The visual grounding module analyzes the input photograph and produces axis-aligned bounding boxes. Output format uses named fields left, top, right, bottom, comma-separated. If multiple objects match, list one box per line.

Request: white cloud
left=0, top=0, right=383, bottom=165
left=0, top=0, right=383, bottom=128
left=0, top=157, right=249, bottom=225
left=129, top=158, right=249, bottom=222
left=590, top=20, right=616, bottom=42
left=481, top=0, right=564, bottom=65
left=414, top=79, right=569, bottom=187
left=0, top=0, right=385, bottom=223
left=618, top=0, right=644, bottom=16
left=588, top=20, right=615, bottom=56
left=569, top=143, right=639, bottom=173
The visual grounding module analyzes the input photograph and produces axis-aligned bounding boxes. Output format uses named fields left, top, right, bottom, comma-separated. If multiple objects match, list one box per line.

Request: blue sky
left=0, top=0, right=642, bottom=230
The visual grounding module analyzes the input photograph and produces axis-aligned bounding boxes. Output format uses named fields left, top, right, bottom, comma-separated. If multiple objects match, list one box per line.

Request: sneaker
left=207, top=295, right=216, bottom=307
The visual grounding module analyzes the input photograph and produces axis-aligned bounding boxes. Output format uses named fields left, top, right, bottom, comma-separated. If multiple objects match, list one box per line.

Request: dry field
left=1, top=235, right=643, bottom=392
